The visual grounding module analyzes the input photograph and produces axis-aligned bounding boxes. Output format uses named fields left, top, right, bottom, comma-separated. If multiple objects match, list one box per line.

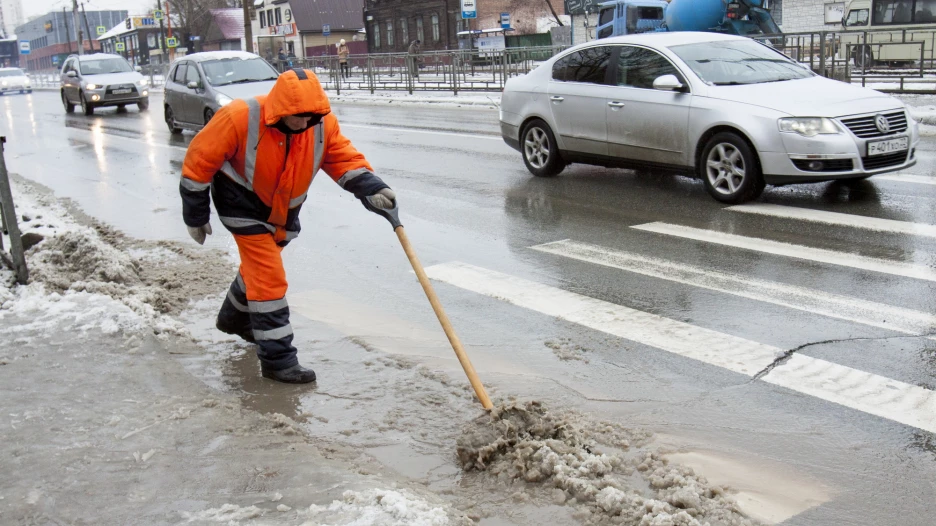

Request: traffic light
left=125, top=18, right=132, bottom=30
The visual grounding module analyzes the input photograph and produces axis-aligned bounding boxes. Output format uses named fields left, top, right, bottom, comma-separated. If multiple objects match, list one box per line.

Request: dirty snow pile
left=0, top=180, right=231, bottom=337
left=181, top=488, right=467, bottom=525
left=457, top=401, right=759, bottom=526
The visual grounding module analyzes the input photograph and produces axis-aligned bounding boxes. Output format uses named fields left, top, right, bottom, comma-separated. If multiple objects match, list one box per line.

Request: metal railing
left=27, top=65, right=171, bottom=90
left=285, top=46, right=567, bottom=94
left=0, top=137, right=28, bottom=285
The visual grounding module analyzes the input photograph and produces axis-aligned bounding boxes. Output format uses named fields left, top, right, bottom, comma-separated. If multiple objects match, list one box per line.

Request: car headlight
left=1, top=81, right=7, bottom=86
left=138, top=78, right=149, bottom=86
left=85, top=83, right=99, bottom=90
left=778, top=117, right=840, bottom=137
left=215, top=94, right=233, bottom=106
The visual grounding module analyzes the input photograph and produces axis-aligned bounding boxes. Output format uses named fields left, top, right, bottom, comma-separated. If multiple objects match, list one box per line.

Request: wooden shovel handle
left=395, top=226, right=493, bottom=410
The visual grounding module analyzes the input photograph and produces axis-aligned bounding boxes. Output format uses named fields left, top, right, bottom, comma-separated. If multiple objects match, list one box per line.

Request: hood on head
left=263, top=69, right=330, bottom=125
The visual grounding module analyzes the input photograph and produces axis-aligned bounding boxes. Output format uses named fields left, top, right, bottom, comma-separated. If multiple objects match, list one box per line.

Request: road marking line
left=727, top=203, right=936, bottom=239
left=425, top=262, right=936, bottom=434
left=342, top=123, right=501, bottom=141
left=873, top=174, right=936, bottom=186
left=532, top=239, right=936, bottom=335
left=631, top=222, right=936, bottom=283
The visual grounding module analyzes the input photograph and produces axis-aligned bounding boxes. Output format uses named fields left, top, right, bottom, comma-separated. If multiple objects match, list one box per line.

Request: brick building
left=363, top=0, right=461, bottom=52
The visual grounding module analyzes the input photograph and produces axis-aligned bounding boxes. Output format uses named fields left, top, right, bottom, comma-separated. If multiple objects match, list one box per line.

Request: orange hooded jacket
left=180, top=69, right=388, bottom=244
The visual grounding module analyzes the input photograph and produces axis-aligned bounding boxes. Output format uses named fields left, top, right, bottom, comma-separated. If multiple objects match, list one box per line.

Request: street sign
left=166, top=37, right=178, bottom=48
left=461, top=0, right=477, bottom=19
left=500, top=12, right=510, bottom=29
left=96, top=26, right=106, bottom=35
left=115, top=42, right=125, bottom=52
left=189, top=36, right=201, bottom=41
left=322, top=24, right=330, bottom=36
left=18, top=40, right=30, bottom=55
left=153, top=9, right=164, bottom=21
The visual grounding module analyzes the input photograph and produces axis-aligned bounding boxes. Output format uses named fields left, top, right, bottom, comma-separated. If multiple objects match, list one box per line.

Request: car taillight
left=727, top=2, right=740, bottom=19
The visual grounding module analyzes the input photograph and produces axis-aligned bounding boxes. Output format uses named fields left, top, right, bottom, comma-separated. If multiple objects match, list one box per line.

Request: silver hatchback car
left=163, top=51, right=278, bottom=134
left=60, top=53, right=149, bottom=115
left=500, top=32, right=919, bottom=203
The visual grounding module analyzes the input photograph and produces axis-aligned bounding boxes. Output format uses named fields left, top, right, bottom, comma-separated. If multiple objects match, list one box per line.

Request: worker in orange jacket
left=180, top=69, right=395, bottom=384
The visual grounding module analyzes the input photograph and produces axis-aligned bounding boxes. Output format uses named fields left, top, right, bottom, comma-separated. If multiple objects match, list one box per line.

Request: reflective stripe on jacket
left=180, top=68, right=388, bottom=244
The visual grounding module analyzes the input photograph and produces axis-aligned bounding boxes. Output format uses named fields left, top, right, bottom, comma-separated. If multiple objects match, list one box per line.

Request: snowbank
left=0, top=179, right=234, bottom=337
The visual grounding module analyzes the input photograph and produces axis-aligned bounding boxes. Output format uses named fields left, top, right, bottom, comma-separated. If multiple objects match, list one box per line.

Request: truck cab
left=595, top=0, right=668, bottom=39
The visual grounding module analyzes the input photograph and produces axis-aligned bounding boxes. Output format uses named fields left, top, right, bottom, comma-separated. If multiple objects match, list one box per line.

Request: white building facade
left=0, top=0, right=24, bottom=38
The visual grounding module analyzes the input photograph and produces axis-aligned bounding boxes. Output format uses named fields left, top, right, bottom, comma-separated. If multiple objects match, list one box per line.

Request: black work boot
left=261, top=364, right=317, bottom=384
left=216, top=316, right=255, bottom=343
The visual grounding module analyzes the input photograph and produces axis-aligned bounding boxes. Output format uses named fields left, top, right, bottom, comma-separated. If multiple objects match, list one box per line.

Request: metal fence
left=0, top=137, right=28, bottom=285
left=24, top=31, right=936, bottom=95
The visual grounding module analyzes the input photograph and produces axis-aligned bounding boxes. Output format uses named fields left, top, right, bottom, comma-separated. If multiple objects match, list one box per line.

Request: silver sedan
left=499, top=32, right=920, bottom=203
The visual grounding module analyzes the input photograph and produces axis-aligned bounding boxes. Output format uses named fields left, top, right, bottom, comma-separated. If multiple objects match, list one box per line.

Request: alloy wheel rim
left=524, top=127, right=550, bottom=169
left=706, top=143, right=745, bottom=195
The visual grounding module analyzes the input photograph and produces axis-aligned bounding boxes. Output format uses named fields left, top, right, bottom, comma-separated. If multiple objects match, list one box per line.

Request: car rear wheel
left=79, top=91, right=94, bottom=116
left=165, top=106, right=183, bottom=135
left=521, top=119, right=565, bottom=178
left=62, top=91, right=74, bottom=114
left=204, top=108, right=215, bottom=125
left=700, top=132, right=765, bottom=204
left=137, top=99, right=149, bottom=111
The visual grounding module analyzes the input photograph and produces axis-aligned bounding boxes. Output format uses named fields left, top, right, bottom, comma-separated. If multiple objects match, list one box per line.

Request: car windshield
left=0, top=69, right=25, bottom=77
left=80, top=58, right=133, bottom=75
left=201, top=58, right=278, bottom=86
left=669, top=40, right=813, bottom=85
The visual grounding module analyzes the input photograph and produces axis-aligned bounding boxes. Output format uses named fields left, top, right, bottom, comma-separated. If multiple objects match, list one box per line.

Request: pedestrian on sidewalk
left=407, top=39, right=422, bottom=79
left=179, top=69, right=396, bottom=384
left=337, top=39, right=350, bottom=79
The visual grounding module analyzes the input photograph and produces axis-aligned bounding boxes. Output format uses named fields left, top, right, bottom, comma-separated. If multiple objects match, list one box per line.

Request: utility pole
left=157, top=0, right=166, bottom=62
left=81, top=3, right=96, bottom=53
left=165, top=0, right=174, bottom=61
left=63, top=7, right=73, bottom=54
left=72, top=0, right=84, bottom=55
left=242, top=0, right=253, bottom=53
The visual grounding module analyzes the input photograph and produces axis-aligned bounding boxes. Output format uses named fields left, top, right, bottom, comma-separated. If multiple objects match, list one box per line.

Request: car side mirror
left=66, top=70, right=77, bottom=78
left=653, top=74, right=685, bottom=92
left=135, top=66, right=142, bottom=72
left=186, top=81, right=199, bottom=90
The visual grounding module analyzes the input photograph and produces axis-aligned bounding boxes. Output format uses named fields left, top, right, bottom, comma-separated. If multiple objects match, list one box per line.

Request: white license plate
left=112, top=89, right=132, bottom=94
left=868, top=136, right=908, bottom=156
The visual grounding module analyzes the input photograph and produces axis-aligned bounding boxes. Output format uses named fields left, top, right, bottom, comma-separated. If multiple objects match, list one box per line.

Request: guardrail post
left=0, top=137, right=29, bottom=285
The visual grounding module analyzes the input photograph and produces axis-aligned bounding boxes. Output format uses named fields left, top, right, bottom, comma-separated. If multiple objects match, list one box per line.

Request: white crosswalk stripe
left=727, top=203, right=936, bottom=239
left=425, top=262, right=936, bottom=434
left=874, top=174, right=936, bottom=186
left=532, top=239, right=936, bottom=336
left=631, top=222, right=936, bottom=282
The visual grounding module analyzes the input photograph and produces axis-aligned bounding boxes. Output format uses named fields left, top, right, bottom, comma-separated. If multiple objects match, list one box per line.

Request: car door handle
left=550, top=96, right=564, bottom=102
left=608, top=101, right=625, bottom=108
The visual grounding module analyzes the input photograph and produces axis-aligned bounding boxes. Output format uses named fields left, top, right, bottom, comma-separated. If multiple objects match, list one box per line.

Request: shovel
left=364, top=195, right=493, bottom=410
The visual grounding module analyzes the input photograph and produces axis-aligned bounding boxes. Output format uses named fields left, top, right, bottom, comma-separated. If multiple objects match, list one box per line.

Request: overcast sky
left=25, top=0, right=153, bottom=22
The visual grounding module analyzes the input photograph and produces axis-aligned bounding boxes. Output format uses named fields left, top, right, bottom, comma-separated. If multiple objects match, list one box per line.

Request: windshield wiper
left=227, top=77, right=277, bottom=84
left=711, top=81, right=749, bottom=85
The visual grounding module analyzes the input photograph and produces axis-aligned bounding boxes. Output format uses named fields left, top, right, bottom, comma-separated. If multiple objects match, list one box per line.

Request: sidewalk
left=0, top=178, right=471, bottom=525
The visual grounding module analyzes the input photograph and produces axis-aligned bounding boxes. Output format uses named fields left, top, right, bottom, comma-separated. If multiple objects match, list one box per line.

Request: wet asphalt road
left=2, top=91, right=935, bottom=525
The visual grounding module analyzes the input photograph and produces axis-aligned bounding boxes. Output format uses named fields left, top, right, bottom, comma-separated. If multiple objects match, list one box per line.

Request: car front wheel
left=138, top=99, right=149, bottom=111
left=521, top=119, right=565, bottom=178
left=204, top=108, right=214, bottom=125
left=700, top=132, right=765, bottom=204
left=79, top=91, right=94, bottom=116
left=62, top=91, right=74, bottom=114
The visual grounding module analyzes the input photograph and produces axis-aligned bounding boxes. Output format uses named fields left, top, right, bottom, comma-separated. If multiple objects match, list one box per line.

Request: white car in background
left=0, top=68, right=31, bottom=95
left=500, top=32, right=920, bottom=203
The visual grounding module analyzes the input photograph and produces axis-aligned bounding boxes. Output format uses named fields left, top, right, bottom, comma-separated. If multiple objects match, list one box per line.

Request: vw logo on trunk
left=875, top=114, right=890, bottom=133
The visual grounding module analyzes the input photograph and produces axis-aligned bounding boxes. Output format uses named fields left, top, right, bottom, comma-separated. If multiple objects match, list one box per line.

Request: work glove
left=367, top=188, right=396, bottom=209
left=187, top=223, right=212, bottom=245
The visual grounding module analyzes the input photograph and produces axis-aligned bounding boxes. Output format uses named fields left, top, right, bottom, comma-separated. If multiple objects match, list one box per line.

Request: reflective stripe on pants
left=233, top=233, right=298, bottom=371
